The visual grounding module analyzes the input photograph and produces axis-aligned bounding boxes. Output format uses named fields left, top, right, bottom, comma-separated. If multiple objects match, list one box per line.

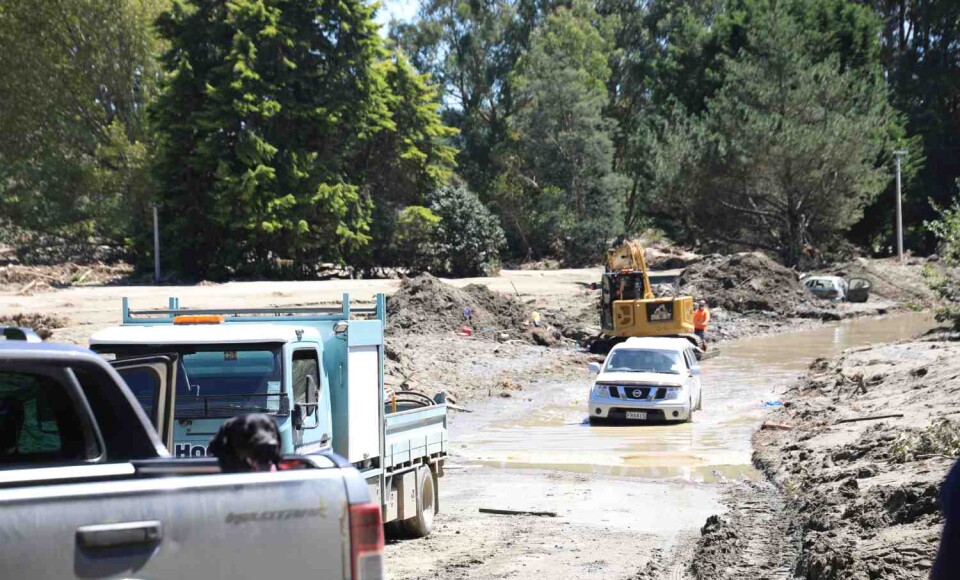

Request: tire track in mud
left=692, top=481, right=800, bottom=579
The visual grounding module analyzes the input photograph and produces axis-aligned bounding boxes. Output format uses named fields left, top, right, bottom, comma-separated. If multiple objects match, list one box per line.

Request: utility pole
left=153, top=204, right=161, bottom=283
left=894, top=150, right=907, bottom=262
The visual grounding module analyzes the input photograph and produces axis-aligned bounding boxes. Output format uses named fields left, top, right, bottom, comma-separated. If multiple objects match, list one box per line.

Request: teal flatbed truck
left=89, top=294, right=447, bottom=537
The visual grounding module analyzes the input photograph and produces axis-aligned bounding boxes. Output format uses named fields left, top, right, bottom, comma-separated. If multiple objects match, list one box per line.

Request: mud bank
left=694, top=330, right=959, bottom=579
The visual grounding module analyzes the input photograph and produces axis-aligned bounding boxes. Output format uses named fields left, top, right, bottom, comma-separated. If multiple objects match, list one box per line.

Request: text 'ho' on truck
left=89, top=293, right=448, bottom=538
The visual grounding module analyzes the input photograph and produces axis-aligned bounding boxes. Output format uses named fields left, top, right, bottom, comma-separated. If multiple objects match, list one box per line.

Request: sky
left=374, top=0, right=420, bottom=32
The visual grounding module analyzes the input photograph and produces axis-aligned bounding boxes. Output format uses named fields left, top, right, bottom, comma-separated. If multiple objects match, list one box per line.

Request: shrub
left=429, top=184, right=506, bottom=277
left=925, top=186, right=960, bottom=328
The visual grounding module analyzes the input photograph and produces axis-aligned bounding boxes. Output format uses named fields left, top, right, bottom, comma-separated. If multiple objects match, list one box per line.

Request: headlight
left=662, top=387, right=681, bottom=400
left=593, top=384, right=610, bottom=397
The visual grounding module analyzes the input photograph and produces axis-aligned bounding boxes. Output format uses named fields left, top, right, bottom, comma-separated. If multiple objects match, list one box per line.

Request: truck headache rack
left=121, top=293, right=386, bottom=325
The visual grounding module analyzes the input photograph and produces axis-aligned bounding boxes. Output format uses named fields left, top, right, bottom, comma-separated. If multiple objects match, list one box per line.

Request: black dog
left=208, top=414, right=282, bottom=473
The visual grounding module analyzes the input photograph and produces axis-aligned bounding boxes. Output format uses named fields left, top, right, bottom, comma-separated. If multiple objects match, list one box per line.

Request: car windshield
left=96, top=344, right=284, bottom=419
left=605, top=349, right=682, bottom=374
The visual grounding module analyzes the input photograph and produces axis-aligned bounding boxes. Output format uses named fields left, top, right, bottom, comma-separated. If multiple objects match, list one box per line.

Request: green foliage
left=924, top=184, right=960, bottom=328
left=393, top=206, right=442, bottom=274
left=0, top=0, right=166, bottom=245
left=862, top=0, right=960, bottom=253
left=151, top=0, right=455, bottom=279
left=496, top=0, right=627, bottom=264
left=927, top=192, right=960, bottom=267
left=891, top=418, right=960, bottom=463
left=429, top=183, right=506, bottom=277
left=649, top=0, right=894, bottom=265
left=352, top=51, right=458, bottom=274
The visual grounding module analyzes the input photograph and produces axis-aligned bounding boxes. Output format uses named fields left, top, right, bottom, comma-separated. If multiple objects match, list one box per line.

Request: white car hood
left=595, top=371, right=684, bottom=387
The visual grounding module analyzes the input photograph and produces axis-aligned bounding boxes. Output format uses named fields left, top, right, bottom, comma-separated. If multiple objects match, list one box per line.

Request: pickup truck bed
left=0, top=338, right=383, bottom=580
left=2, top=460, right=357, bottom=579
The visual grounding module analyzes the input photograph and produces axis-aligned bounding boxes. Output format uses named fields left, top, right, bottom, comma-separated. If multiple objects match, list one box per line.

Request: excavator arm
left=606, top=241, right=654, bottom=300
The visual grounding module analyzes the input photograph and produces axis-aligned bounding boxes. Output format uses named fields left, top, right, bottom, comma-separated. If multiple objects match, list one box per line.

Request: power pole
left=894, top=150, right=907, bottom=262
left=153, top=204, right=161, bottom=283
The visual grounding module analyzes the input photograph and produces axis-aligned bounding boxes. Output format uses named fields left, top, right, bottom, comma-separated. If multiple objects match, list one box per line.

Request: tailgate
left=0, top=469, right=351, bottom=579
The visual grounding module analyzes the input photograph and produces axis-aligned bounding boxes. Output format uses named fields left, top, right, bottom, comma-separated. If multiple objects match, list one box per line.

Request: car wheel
left=685, top=398, right=694, bottom=423
left=588, top=416, right=606, bottom=426
left=696, top=392, right=703, bottom=411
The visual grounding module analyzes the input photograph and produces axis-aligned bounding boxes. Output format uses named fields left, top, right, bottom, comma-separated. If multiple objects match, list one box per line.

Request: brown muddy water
left=452, top=312, right=935, bottom=483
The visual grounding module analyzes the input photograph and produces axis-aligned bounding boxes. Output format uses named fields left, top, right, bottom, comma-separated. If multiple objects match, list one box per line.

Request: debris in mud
left=0, top=261, right=132, bottom=293
left=0, top=312, right=68, bottom=339
left=680, top=252, right=822, bottom=316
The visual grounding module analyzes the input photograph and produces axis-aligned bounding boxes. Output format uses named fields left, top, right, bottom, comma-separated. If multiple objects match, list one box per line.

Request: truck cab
left=89, top=294, right=448, bottom=537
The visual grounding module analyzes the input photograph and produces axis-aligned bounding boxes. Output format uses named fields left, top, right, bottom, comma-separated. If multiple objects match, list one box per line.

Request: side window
left=115, top=367, right=161, bottom=425
left=0, top=371, right=88, bottom=465
left=292, top=349, right=320, bottom=404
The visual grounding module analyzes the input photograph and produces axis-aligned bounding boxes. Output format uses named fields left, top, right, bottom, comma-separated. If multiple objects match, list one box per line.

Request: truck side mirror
left=588, top=362, right=602, bottom=374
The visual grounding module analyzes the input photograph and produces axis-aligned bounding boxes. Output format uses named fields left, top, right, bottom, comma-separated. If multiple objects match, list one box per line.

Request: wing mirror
left=588, top=362, right=602, bottom=374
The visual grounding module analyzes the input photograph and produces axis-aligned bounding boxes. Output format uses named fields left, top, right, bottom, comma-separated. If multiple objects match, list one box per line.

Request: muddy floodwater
left=387, top=312, right=937, bottom=579
left=453, top=311, right=936, bottom=483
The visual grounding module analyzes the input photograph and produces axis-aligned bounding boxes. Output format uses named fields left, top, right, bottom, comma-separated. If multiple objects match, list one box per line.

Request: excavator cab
left=596, top=241, right=699, bottom=349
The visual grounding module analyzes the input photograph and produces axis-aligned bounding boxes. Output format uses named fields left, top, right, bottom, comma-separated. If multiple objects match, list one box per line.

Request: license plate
left=626, top=411, right=647, bottom=420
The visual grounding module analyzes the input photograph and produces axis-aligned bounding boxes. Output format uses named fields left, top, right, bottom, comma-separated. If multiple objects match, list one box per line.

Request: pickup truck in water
left=89, top=293, right=448, bottom=537
left=0, top=331, right=384, bottom=579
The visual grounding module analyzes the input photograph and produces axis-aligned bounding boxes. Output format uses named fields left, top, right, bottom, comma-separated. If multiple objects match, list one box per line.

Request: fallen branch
left=17, top=280, right=38, bottom=295
left=835, top=413, right=904, bottom=425
left=915, top=453, right=957, bottom=461
left=479, top=508, right=557, bottom=517
left=761, top=421, right=794, bottom=431
left=74, top=269, right=92, bottom=284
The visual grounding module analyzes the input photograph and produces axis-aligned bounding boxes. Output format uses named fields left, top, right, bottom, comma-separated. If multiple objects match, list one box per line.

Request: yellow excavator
left=594, top=240, right=702, bottom=352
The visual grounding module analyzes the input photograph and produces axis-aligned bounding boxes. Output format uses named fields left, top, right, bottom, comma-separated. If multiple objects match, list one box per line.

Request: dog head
left=208, top=414, right=282, bottom=472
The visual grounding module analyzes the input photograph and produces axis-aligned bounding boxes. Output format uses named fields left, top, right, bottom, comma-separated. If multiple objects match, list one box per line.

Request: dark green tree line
left=0, top=0, right=166, bottom=246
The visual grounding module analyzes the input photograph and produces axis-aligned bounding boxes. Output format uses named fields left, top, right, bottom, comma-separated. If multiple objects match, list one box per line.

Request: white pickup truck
left=89, top=293, right=448, bottom=537
left=0, top=331, right=384, bottom=579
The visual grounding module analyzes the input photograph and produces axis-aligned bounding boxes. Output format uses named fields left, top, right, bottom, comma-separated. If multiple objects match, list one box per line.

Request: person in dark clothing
left=208, top=414, right=282, bottom=473
left=932, top=459, right=960, bottom=579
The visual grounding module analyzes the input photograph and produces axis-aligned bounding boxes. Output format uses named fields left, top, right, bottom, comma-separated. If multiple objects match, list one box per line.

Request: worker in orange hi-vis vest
left=693, top=300, right=711, bottom=345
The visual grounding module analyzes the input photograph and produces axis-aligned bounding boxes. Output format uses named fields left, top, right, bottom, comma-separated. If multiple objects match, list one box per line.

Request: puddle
left=453, top=312, right=935, bottom=481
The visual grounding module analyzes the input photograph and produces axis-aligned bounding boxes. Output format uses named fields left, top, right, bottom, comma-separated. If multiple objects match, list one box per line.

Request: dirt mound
left=0, top=313, right=68, bottom=339
left=387, top=274, right=533, bottom=339
left=680, top=252, right=818, bottom=315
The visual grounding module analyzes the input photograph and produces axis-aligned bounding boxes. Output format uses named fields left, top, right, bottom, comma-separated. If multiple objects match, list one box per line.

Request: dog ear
left=208, top=427, right=229, bottom=458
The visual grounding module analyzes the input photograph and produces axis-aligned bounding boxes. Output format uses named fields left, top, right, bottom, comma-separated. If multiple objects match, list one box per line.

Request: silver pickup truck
left=0, top=334, right=384, bottom=580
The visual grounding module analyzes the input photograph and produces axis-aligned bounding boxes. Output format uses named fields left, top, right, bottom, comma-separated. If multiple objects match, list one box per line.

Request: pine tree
left=153, top=0, right=450, bottom=279
left=499, top=0, right=627, bottom=264
left=653, top=0, right=894, bottom=265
